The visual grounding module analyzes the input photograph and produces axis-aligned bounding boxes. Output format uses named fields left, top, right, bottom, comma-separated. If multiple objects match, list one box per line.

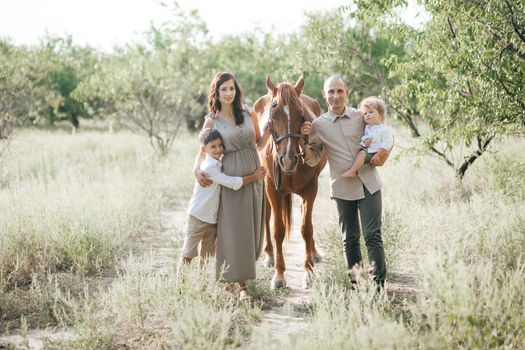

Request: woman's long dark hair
left=207, top=72, right=245, bottom=125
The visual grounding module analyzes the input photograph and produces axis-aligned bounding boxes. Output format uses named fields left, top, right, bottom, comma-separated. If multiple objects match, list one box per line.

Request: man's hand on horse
left=300, top=121, right=312, bottom=149
left=299, top=121, right=312, bottom=149
left=301, top=121, right=312, bottom=136
left=195, top=169, right=213, bottom=187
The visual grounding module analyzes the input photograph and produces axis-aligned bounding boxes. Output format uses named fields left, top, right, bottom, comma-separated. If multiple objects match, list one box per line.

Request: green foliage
left=82, top=53, right=191, bottom=154
left=382, top=206, right=407, bottom=269
left=0, top=40, right=47, bottom=152
left=74, top=4, right=211, bottom=152
left=35, top=35, right=96, bottom=128
left=300, top=10, right=406, bottom=107
left=345, top=0, right=525, bottom=178
left=0, top=36, right=98, bottom=138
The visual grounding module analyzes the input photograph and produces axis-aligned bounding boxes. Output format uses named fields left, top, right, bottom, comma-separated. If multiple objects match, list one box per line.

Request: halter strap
left=267, top=100, right=307, bottom=144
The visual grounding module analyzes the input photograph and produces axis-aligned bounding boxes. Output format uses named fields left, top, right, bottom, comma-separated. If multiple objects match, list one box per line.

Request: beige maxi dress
left=209, top=109, right=264, bottom=282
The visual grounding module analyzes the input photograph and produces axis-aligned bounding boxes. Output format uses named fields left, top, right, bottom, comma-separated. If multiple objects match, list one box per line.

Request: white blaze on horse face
left=284, top=105, right=291, bottom=156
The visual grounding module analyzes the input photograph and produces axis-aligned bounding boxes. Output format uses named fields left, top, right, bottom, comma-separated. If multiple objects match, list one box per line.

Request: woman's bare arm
left=251, top=110, right=262, bottom=143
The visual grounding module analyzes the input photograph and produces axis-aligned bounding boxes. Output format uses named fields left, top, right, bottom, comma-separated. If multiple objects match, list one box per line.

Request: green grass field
left=1, top=126, right=524, bottom=349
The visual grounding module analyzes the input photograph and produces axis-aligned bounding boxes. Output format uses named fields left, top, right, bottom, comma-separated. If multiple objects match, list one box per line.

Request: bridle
left=267, top=100, right=308, bottom=190
left=267, top=101, right=306, bottom=145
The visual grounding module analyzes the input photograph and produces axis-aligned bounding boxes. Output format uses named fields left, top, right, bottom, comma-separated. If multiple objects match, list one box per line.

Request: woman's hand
left=195, top=169, right=213, bottom=187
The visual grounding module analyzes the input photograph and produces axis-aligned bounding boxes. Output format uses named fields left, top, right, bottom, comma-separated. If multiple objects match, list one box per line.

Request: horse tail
left=282, top=193, right=293, bottom=241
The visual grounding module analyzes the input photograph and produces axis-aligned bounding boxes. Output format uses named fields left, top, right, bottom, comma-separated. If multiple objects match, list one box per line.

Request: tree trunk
left=456, top=136, right=493, bottom=180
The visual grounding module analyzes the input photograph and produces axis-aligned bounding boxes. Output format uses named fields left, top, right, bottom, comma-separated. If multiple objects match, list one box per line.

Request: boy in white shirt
left=342, top=96, right=394, bottom=178
left=180, top=128, right=265, bottom=266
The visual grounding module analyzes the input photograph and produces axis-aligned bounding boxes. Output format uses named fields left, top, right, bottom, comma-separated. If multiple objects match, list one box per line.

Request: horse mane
left=274, top=83, right=303, bottom=113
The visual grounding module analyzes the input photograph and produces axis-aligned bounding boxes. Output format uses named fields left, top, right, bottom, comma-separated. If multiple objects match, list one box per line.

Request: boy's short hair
left=199, top=128, right=223, bottom=146
left=359, top=96, right=387, bottom=118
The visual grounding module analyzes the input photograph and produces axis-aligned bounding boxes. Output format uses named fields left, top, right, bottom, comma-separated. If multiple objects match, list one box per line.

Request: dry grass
left=1, top=127, right=524, bottom=349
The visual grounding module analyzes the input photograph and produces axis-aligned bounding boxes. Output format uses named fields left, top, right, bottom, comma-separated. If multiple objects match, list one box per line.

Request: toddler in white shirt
left=180, top=128, right=265, bottom=266
left=341, top=96, right=393, bottom=178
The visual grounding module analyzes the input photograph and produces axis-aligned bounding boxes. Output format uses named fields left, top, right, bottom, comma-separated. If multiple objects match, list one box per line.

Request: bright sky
left=0, top=0, right=427, bottom=52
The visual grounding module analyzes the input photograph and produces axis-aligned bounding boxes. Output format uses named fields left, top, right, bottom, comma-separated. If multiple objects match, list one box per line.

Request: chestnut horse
left=253, top=75, right=327, bottom=289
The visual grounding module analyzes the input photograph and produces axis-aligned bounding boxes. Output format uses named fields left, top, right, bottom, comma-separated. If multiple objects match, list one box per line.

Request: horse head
left=265, top=75, right=308, bottom=174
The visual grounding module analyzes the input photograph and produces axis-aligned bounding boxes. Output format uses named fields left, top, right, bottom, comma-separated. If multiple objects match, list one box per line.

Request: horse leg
left=272, top=218, right=286, bottom=289
left=301, top=194, right=315, bottom=289
left=269, top=192, right=286, bottom=290
left=263, top=196, right=274, bottom=268
left=307, top=185, right=322, bottom=264
left=312, top=239, right=322, bottom=264
left=301, top=196, right=315, bottom=270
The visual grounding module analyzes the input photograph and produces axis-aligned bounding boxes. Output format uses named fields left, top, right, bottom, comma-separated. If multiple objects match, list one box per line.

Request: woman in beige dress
left=193, top=72, right=265, bottom=300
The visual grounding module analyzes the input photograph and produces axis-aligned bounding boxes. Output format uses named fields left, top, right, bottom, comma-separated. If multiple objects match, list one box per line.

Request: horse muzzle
left=278, top=155, right=298, bottom=173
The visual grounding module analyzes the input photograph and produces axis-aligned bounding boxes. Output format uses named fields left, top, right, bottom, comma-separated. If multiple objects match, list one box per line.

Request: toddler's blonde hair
left=359, top=96, right=387, bottom=119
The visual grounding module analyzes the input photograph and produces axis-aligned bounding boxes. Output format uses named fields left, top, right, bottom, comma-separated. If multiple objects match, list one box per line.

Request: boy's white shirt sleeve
left=202, top=163, right=243, bottom=191
left=379, top=125, right=394, bottom=150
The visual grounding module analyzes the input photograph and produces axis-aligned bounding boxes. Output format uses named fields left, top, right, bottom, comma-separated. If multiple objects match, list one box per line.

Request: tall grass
left=0, top=130, right=163, bottom=288
left=412, top=256, right=525, bottom=349
left=1, top=127, right=524, bottom=349
left=0, top=129, right=188, bottom=330
left=52, top=255, right=257, bottom=350
left=1, top=128, right=268, bottom=346
left=252, top=134, right=525, bottom=349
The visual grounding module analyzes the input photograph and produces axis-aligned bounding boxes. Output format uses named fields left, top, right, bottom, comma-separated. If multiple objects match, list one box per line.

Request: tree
left=29, top=35, right=98, bottom=128
left=0, top=40, right=50, bottom=155
left=298, top=9, right=406, bottom=107
left=75, top=51, right=193, bottom=154
left=74, top=2, right=212, bottom=153
left=346, top=0, right=525, bottom=178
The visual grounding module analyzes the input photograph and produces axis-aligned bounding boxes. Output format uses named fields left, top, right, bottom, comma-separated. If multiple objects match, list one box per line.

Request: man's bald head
left=323, top=75, right=347, bottom=93
left=322, top=75, right=349, bottom=115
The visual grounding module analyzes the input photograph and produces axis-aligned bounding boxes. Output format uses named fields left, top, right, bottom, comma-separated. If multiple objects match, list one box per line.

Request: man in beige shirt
left=301, top=75, right=389, bottom=287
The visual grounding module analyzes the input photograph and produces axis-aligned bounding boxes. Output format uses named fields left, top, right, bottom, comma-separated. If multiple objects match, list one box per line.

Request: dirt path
left=249, top=198, right=315, bottom=344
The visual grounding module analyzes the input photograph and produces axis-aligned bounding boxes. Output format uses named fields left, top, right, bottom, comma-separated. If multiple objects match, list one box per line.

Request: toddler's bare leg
left=341, top=151, right=367, bottom=178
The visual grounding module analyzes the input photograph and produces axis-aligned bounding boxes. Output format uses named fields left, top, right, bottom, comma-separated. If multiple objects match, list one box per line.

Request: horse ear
left=294, top=74, right=305, bottom=96
left=266, top=75, right=277, bottom=96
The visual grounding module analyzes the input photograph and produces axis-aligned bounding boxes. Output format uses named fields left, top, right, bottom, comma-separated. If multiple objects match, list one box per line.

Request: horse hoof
left=314, top=254, right=323, bottom=264
left=271, top=276, right=286, bottom=290
left=263, top=259, right=275, bottom=268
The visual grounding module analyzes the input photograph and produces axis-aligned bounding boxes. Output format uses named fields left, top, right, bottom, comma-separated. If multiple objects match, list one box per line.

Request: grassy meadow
left=1, top=124, right=524, bottom=349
